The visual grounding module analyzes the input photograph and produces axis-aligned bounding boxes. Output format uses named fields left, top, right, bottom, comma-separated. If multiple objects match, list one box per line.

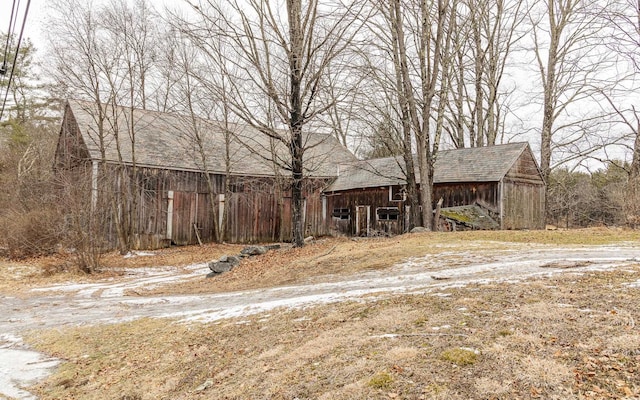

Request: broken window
left=332, top=208, right=350, bottom=220
left=377, top=207, right=400, bottom=221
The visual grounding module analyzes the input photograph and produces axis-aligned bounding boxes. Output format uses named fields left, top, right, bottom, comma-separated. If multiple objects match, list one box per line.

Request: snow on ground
left=2, top=242, right=640, bottom=399
left=0, top=334, right=59, bottom=400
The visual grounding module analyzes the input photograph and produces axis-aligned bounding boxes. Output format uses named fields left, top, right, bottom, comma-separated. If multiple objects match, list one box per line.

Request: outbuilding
left=323, top=142, right=545, bottom=235
left=54, top=100, right=357, bottom=248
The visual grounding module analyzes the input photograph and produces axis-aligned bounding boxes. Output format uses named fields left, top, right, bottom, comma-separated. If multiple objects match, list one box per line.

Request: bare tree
left=530, top=0, right=612, bottom=183
left=166, top=33, right=240, bottom=242
left=598, top=0, right=640, bottom=226
left=46, top=0, right=160, bottom=254
left=445, top=0, right=527, bottom=148
left=384, top=0, right=453, bottom=229
left=183, top=0, right=364, bottom=246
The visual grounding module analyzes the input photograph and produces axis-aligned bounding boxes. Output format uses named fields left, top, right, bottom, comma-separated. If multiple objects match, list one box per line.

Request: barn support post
left=322, top=195, right=327, bottom=223
left=218, top=194, right=225, bottom=233
left=91, top=161, right=99, bottom=211
left=166, top=190, right=174, bottom=240
left=499, top=179, right=504, bottom=229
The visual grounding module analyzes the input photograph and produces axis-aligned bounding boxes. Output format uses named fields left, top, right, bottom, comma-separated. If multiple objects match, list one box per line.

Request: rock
left=304, top=236, right=314, bottom=243
left=265, top=244, right=281, bottom=250
left=240, top=245, right=268, bottom=256
left=208, top=261, right=234, bottom=273
left=195, top=379, right=214, bottom=392
left=208, top=255, right=241, bottom=274
left=219, top=255, right=241, bottom=267
left=410, top=227, right=428, bottom=233
left=206, top=271, right=218, bottom=278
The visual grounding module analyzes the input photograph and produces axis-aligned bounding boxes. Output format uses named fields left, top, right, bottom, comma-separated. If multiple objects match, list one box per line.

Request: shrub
left=1, top=208, right=63, bottom=258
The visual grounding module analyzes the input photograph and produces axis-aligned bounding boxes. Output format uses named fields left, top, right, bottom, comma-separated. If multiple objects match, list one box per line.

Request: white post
left=166, top=190, right=174, bottom=240
left=91, top=161, right=98, bottom=211
left=322, top=195, right=327, bottom=222
left=218, top=193, right=225, bottom=232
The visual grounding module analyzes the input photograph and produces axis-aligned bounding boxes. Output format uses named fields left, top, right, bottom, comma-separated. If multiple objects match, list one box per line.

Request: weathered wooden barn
left=54, top=100, right=357, bottom=248
left=323, top=143, right=545, bottom=235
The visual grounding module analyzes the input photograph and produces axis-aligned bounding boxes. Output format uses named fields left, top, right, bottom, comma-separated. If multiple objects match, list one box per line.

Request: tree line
left=0, top=0, right=639, bottom=266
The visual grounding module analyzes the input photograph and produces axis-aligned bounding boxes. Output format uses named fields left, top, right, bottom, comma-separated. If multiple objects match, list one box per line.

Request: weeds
left=440, top=348, right=479, bottom=366
left=367, top=371, right=394, bottom=389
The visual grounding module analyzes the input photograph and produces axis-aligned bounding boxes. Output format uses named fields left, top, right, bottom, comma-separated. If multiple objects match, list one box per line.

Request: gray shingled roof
left=325, top=142, right=531, bottom=192
left=68, top=100, right=357, bottom=178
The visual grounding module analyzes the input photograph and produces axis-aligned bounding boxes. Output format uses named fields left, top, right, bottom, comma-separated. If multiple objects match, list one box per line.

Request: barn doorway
left=355, top=205, right=370, bottom=236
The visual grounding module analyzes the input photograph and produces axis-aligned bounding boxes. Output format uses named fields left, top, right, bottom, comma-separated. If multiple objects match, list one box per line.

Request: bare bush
left=0, top=208, right=63, bottom=259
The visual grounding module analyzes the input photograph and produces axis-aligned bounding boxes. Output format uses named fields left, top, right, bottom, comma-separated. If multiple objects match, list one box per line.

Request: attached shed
left=323, top=142, right=545, bottom=235
left=54, top=100, right=357, bottom=248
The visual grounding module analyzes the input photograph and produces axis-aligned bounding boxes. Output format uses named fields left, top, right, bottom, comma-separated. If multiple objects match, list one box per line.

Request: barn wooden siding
left=434, top=182, right=499, bottom=213
left=94, top=164, right=331, bottom=248
left=325, top=187, right=405, bottom=236
left=501, top=149, right=546, bottom=230
left=322, top=143, right=549, bottom=236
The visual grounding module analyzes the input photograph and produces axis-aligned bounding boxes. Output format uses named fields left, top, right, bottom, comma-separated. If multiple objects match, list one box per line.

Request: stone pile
left=207, top=244, right=280, bottom=278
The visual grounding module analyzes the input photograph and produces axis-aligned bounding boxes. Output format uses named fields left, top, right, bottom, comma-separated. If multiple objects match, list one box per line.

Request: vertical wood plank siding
left=325, top=148, right=546, bottom=235
left=501, top=148, right=546, bottom=229
left=325, top=187, right=405, bottom=236
left=434, top=183, right=499, bottom=212
left=91, top=163, right=331, bottom=248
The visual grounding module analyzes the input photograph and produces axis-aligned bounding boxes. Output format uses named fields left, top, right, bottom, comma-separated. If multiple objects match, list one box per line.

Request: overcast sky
left=1, top=0, right=44, bottom=49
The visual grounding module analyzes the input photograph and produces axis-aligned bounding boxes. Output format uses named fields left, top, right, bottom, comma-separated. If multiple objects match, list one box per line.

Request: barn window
left=332, top=208, right=350, bottom=220
left=377, top=207, right=400, bottom=221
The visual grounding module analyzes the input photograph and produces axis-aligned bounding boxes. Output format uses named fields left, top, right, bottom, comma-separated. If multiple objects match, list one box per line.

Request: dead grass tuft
left=367, top=371, right=394, bottom=389
left=440, top=347, right=479, bottom=366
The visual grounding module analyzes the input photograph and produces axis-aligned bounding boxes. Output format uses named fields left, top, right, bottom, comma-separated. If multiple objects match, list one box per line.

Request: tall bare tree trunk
left=288, top=0, right=306, bottom=247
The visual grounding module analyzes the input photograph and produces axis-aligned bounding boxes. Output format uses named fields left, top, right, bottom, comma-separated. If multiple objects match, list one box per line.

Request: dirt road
left=2, top=241, right=640, bottom=399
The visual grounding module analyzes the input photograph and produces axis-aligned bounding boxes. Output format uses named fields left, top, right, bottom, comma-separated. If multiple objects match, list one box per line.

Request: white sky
left=2, top=0, right=181, bottom=52
left=1, top=0, right=44, bottom=50
left=1, top=0, right=634, bottom=168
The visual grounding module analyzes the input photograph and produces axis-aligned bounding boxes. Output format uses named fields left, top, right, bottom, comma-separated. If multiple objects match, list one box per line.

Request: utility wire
left=0, top=0, right=31, bottom=122
left=1, top=0, right=19, bottom=75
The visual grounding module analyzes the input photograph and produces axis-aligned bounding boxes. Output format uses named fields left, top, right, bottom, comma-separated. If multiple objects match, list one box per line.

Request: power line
left=0, top=0, right=31, bottom=122
left=1, top=0, right=19, bottom=76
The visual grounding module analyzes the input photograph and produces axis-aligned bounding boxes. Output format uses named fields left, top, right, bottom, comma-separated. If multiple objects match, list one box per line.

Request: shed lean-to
left=323, top=143, right=545, bottom=235
left=54, top=100, right=356, bottom=249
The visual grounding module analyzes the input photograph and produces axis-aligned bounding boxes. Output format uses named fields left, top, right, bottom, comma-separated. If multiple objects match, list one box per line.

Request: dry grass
left=127, top=227, right=640, bottom=296
left=26, top=263, right=640, bottom=399
left=2, top=228, right=639, bottom=296
left=3, top=228, right=640, bottom=399
left=18, top=241, right=640, bottom=399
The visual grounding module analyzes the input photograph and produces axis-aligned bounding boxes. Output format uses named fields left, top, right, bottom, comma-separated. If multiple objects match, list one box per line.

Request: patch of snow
left=625, top=280, right=640, bottom=288
left=172, top=288, right=395, bottom=324
left=371, top=334, right=400, bottom=339
left=459, top=347, right=481, bottom=355
left=123, top=251, right=157, bottom=258
left=432, top=325, right=451, bottom=331
left=0, top=333, right=23, bottom=348
left=0, top=348, right=59, bottom=400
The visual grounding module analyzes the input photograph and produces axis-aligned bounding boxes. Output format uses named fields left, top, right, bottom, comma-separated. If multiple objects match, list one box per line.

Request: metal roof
left=67, top=100, right=357, bottom=178
left=325, top=142, right=533, bottom=192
